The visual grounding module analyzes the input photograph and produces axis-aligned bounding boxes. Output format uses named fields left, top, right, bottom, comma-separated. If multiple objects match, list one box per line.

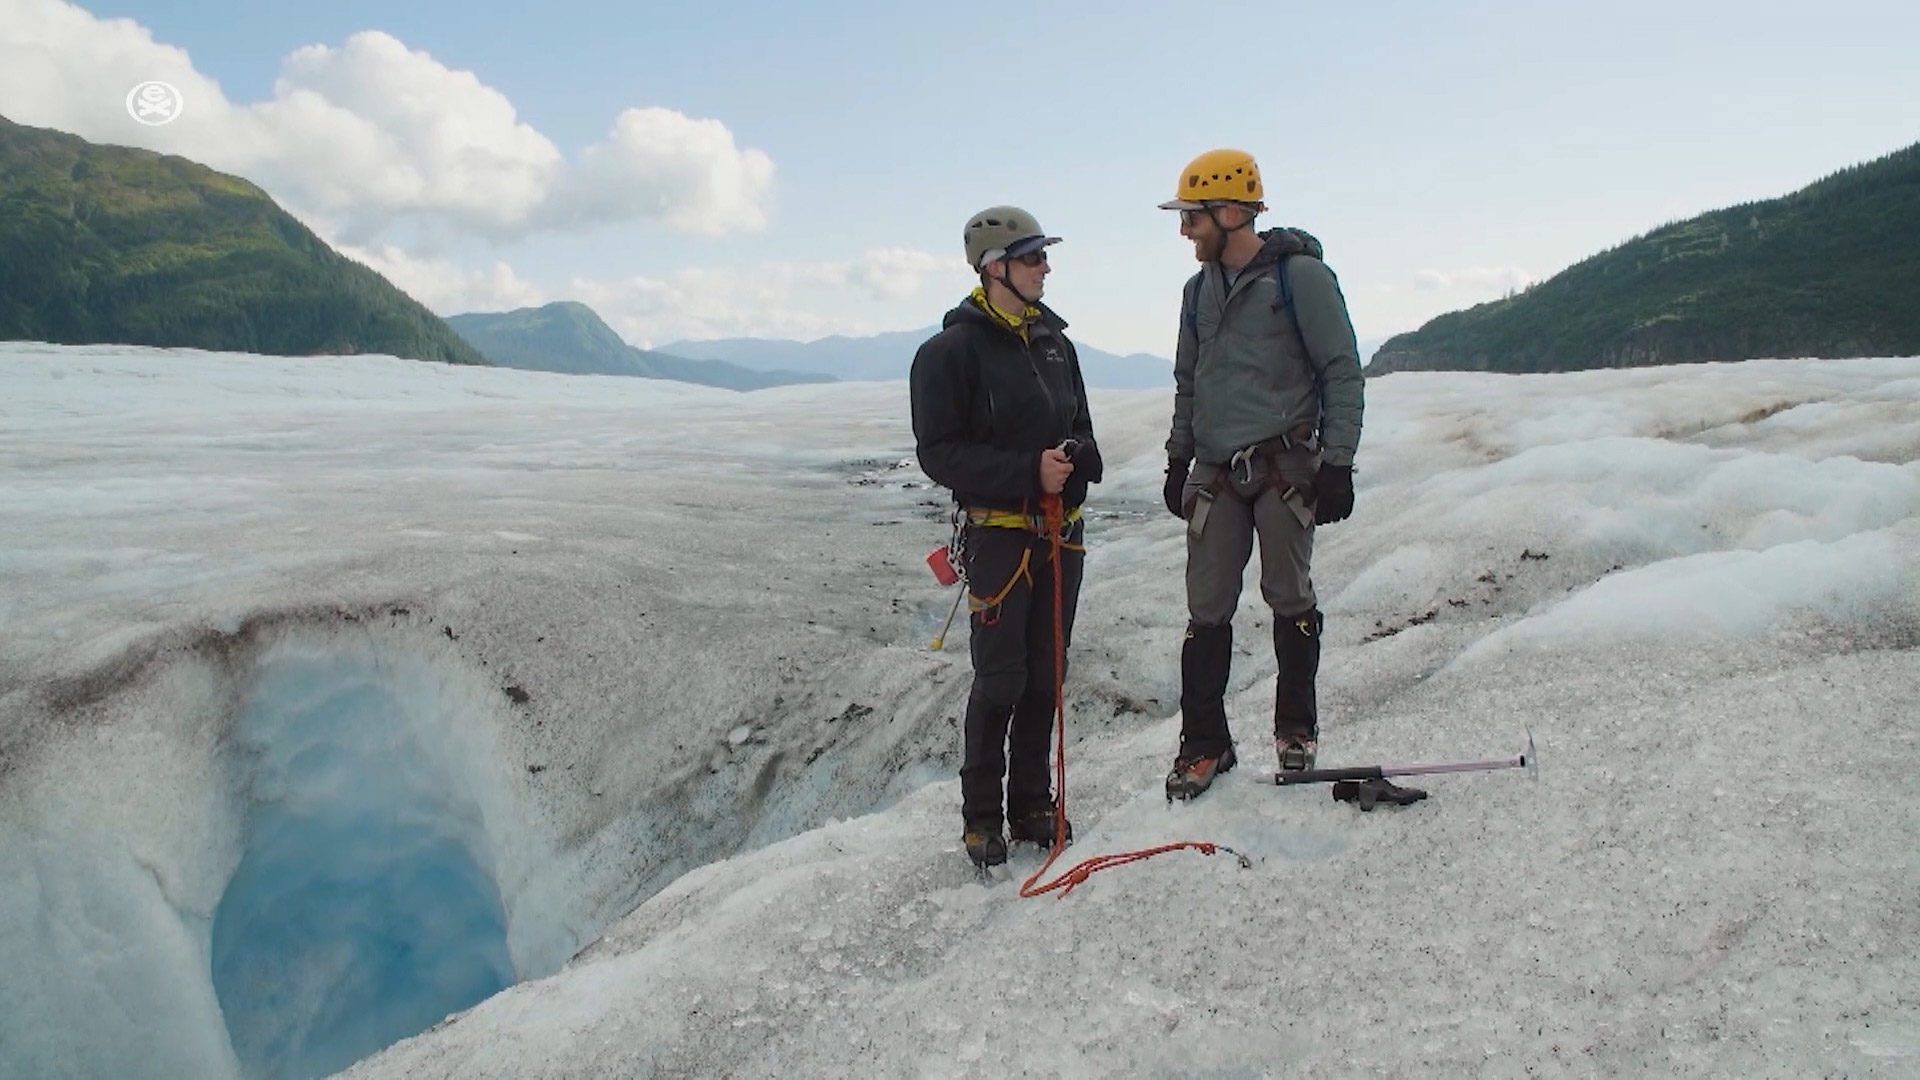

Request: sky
left=2, top=344, right=1916, bottom=1075
left=2, top=0, right=1917, bottom=356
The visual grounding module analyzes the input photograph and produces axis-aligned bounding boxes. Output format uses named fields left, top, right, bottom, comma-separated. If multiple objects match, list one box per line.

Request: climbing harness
left=928, top=503, right=1083, bottom=647
left=960, top=504, right=1084, bottom=616
left=1205, top=420, right=1319, bottom=503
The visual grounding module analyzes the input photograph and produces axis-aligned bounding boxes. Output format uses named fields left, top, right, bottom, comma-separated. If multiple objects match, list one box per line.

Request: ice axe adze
left=1274, top=729, right=1537, bottom=804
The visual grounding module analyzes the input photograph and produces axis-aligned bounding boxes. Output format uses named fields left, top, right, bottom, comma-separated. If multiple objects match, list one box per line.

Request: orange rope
left=1018, top=493, right=1246, bottom=899
left=1020, top=841, right=1244, bottom=899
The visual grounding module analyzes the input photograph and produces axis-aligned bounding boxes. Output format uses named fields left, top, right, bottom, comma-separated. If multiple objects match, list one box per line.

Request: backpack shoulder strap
left=1180, top=271, right=1203, bottom=341
left=1269, top=254, right=1311, bottom=359
left=1270, top=253, right=1333, bottom=415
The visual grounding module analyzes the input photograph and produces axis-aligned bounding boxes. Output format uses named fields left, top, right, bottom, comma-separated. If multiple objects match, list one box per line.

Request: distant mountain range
left=447, top=303, right=828, bottom=391
left=449, top=309, right=1174, bottom=392
left=664, top=327, right=1174, bottom=390
left=0, top=115, right=485, bottom=366
left=1370, top=140, right=1920, bottom=374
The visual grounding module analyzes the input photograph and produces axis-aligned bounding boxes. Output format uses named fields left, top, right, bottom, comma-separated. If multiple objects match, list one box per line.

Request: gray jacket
left=1165, top=228, right=1364, bottom=468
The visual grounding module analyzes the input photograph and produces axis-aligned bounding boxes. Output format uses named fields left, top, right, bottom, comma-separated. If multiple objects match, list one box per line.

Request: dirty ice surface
left=1, top=344, right=1916, bottom=1077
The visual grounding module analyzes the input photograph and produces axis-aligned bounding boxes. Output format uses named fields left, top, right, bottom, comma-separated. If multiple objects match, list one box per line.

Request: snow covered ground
left=1, top=343, right=1916, bottom=1078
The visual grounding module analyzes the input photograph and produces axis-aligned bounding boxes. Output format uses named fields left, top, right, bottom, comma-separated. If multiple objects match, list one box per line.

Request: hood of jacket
left=940, top=294, right=1070, bottom=335
left=1244, top=227, right=1325, bottom=273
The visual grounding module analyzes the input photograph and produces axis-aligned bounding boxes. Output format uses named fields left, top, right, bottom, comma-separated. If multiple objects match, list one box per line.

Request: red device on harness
left=926, top=546, right=959, bottom=586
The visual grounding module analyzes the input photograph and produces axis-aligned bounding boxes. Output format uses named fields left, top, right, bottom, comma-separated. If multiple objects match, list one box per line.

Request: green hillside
left=1369, top=141, right=1920, bottom=373
left=448, top=302, right=646, bottom=377
left=449, top=302, right=833, bottom=391
left=0, top=115, right=485, bottom=365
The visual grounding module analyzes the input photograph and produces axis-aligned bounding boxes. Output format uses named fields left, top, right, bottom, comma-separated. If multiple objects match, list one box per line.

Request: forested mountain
left=1369, top=142, right=1920, bottom=373
left=0, top=115, right=485, bottom=365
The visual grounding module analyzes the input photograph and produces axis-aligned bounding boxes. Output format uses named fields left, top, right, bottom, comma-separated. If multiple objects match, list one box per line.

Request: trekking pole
left=930, top=586, right=965, bottom=651
left=1275, top=729, right=1538, bottom=786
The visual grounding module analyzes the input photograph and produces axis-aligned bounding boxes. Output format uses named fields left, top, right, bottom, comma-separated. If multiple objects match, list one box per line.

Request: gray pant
left=1183, top=455, right=1318, bottom=626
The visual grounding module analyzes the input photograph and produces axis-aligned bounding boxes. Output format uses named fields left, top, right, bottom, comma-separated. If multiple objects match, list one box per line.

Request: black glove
left=1062, top=439, right=1102, bottom=508
left=1331, top=777, right=1427, bottom=810
left=1313, top=462, right=1354, bottom=524
left=1163, top=460, right=1189, bottom=518
left=1072, top=439, right=1103, bottom=485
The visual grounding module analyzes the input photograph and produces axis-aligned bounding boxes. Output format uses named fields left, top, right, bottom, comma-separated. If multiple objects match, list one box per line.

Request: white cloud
left=266, top=32, right=563, bottom=239
left=552, top=108, right=775, bottom=237
left=848, top=249, right=955, bottom=302
left=336, top=244, right=548, bottom=316
left=566, top=248, right=969, bottom=346
left=0, top=0, right=773, bottom=243
left=327, top=243, right=966, bottom=347
left=575, top=272, right=840, bottom=346
left=0, top=0, right=220, bottom=134
left=1412, top=266, right=1535, bottom=292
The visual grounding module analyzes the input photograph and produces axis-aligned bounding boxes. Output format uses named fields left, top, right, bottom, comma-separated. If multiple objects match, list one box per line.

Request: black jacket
left=910, top=296, right=1102, bottom=512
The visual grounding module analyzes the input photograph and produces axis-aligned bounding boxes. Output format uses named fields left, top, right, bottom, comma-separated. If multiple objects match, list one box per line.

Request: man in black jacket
left=910, top=205, right=1103, bottom=869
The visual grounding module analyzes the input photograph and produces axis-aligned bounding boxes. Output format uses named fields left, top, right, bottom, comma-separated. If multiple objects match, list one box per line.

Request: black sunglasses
left=1010, top=250, right=1049, bottom=267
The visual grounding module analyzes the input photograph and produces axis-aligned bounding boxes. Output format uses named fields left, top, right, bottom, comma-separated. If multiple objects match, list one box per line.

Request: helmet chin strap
left=987, top=258, right=1039, bottom=308
left=1202, top=204, right=1254, bottom=262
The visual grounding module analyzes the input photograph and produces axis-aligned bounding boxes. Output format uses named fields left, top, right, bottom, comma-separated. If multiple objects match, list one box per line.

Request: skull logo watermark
left=125, top=81, right=184, bottom=126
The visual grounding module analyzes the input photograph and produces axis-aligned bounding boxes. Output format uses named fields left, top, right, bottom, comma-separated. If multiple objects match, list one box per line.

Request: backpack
left=1180, top=228, right=1332, bottom=420
left=1179, top=227, right=1326, bottom=359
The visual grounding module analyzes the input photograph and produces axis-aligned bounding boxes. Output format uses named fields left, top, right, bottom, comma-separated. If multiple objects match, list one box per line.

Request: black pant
left=959, top=523, right=1083, bottom=831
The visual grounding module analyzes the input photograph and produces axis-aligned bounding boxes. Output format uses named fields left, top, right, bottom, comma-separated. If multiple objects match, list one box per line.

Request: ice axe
left=925, top=541, right=966, bottom=651
left=1275, top=729, right=1538, bottom=797
left=929, top=586, right=965, bottom=651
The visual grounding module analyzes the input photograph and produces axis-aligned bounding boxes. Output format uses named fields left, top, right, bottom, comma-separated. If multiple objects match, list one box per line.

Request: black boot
left=1273, top=610, right=1322, bottom=772
left=1008, top=804, right=1073, bottom=847
left=1168, top=623, right=1235, bottom=800
left=1165, top=744, right=1237, bottom=802
left=962, top=825, right=1008, bottom=867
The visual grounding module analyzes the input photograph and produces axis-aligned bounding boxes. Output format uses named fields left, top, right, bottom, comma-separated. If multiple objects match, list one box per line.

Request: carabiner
left=1230, top=445, right=1257, bottom=487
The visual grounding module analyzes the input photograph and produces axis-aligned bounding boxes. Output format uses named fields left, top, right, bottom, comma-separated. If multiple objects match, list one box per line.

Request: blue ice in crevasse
left=211, top=654, right=515, bottom=1080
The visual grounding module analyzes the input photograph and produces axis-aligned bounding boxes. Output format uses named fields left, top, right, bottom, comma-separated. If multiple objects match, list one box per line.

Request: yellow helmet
left=1159, top=148, right=1264, bottom=210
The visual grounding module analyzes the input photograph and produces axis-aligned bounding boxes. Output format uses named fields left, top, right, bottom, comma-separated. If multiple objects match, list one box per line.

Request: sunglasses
left=1010, top=250, right=1049, bottom=268
left=1178, top=208, right=1215, bottom=227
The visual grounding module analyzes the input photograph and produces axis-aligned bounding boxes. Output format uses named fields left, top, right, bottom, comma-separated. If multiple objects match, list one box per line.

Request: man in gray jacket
left=1158, top=148, right=1365, bottom=801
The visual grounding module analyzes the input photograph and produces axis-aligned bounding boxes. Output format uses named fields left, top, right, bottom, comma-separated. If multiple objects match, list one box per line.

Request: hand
left=1061, top=439, right=1100, bottom=506
left=1163, top=460, right=1189, bottom=518
left=1313, top=462, right=1354, bottom=524
left=1039, top=447, right=1073, bottom=495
